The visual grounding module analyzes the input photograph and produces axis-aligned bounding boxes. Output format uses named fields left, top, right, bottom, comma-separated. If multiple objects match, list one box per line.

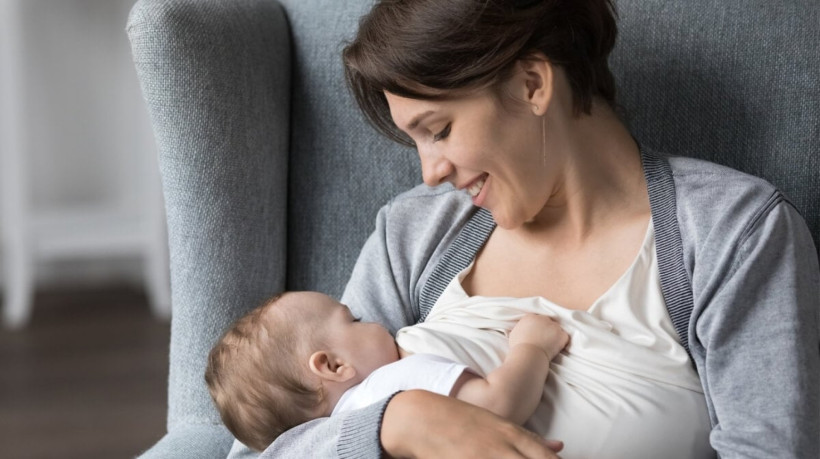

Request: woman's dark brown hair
left=343, top=0, right=618, bottom=146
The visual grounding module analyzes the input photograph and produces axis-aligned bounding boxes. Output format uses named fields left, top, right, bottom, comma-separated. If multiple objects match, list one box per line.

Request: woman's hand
left=381, top=390, right=563, bottom=458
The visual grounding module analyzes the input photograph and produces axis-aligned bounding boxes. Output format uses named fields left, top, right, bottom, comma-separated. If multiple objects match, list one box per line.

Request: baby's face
left=296, top=292, right=399, bottom=382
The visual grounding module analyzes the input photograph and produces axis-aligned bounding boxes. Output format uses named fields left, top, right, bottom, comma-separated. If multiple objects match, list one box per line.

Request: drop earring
left=541, top=115, right=546, bottom=167
left=533, top=105, right=546, bottom=166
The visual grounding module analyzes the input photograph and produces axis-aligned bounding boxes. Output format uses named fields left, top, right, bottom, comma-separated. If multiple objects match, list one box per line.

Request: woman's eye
left=433, top=123, right=451, bottom=142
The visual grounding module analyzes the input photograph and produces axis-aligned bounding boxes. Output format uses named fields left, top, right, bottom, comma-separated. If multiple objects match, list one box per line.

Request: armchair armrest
left=127, top=0, right=291, bottom=456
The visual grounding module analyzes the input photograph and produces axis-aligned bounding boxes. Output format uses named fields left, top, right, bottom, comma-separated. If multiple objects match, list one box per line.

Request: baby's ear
left=308, top=351, right=357, bottom=383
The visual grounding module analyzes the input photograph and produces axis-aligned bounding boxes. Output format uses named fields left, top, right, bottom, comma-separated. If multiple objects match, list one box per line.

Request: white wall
left=1, top=0, right=163, bottom=289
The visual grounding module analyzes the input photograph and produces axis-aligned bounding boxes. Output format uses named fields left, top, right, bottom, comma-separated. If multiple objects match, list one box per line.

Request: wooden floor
left=0, top=287, right=169, bottom=459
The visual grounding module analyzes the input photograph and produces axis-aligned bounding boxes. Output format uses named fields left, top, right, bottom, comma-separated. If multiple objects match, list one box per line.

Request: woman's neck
left=524, top=102, right=649, bottom=243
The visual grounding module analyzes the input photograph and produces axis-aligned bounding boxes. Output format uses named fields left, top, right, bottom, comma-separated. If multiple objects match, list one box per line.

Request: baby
left=205, top=291, right=568, bottom=452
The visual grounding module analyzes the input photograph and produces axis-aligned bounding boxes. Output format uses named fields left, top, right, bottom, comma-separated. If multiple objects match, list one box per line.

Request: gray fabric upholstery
left=127, top=0, right=818, bottom=457
left=127, top=0, right=292, bottom=455
left=277, top=0, right=419, bottom=295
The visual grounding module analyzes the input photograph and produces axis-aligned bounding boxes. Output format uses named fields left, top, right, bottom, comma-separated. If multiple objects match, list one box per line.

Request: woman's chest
left=462, top=222, right=650, bottom=311
left=530, top=361, right=714, bottom=459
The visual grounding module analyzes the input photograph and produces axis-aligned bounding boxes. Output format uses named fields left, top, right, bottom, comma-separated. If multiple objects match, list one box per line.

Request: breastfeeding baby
left=206, top=291, right=567, bottom=453
left=209, top=222, right=714, bottom=458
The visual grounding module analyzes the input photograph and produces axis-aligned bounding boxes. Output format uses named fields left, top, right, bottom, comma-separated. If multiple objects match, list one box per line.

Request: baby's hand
left=508, top=314, right=569, bottom=360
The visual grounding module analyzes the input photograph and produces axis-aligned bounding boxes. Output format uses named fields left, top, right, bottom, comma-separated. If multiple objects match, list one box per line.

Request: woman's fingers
left=381, top=390, right=561, bottom=458
left=544, top=439, right=564, bottom=452
left=512, top=428, right=563, bottom=458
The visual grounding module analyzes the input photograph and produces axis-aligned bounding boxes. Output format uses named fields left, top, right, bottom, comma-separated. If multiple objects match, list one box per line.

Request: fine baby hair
left=204, top=293, right=325, bottom=452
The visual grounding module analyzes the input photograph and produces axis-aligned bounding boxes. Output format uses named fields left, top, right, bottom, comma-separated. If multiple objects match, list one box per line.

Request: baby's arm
left=450, top=314, right=568, bottom=425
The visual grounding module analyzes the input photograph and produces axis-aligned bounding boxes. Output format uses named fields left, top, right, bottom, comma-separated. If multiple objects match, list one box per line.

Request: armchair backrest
left=128, top=0, right=818, bottom=456
left=278, top=0, right=420, bottom=296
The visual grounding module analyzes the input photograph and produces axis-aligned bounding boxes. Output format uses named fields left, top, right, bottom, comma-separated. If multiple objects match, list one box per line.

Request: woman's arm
left=263, top=398, right=393, bottom=458
left=264, top=392, right=562, bottom=459
left=694, top=201, right=820, bottom=458
left=381, top=391, right=562, bottom=459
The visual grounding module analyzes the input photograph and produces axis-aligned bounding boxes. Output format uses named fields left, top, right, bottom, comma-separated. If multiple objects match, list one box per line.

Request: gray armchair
left=127, top=0, right=819, bottom=457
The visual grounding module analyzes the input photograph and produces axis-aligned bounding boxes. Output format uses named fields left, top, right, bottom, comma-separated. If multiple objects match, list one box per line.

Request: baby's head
left=205, top=291, right=398, bottom=451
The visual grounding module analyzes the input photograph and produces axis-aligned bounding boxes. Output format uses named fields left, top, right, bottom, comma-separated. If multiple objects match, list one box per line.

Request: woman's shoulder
left=660, top=154, right=786, bottom=228
left=666, top=154, right=780, bottom=201
left=382, top=183, right=476, bottom=229
left=372, top=182, right=478, bottom=262
left=390, top=182, right=472, bottom=205
left=659, top=152, right=807, bottom=277
left=360, top=184, right=481, bottom=317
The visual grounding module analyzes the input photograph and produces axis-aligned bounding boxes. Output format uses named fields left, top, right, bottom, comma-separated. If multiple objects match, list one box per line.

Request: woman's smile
left=463, top=172, right=488, bottom=198
left=468, top=174, right=489, bottom=206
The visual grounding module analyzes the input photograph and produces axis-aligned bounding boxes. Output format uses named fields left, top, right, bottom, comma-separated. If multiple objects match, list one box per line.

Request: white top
left=396, top=220, right=715, bottom=458
left=331, top=353, right=468, bottom=416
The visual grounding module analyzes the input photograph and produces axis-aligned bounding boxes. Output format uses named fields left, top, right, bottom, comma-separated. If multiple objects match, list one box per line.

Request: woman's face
left=385, top=87, right=561, bottom=229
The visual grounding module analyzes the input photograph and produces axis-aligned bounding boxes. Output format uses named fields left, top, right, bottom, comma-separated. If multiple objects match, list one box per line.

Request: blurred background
left=1, top=0, right=170, bottom=457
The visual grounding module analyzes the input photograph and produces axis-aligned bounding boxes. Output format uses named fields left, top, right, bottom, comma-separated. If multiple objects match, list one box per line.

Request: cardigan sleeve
left=261, top=394, right=399, bottom=459
left=694, top=200, right=820, bottom=458
left=340, top=201, right=421, bottom=333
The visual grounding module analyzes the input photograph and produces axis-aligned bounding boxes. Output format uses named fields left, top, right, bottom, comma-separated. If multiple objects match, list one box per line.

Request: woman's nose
left=419, top=148, right=454, bottom=187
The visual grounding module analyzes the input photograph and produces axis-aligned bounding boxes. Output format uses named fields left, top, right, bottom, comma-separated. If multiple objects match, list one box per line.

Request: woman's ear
left=308, top=350, right=357, bottom=383
left=517, top=54, right=554, bottom=116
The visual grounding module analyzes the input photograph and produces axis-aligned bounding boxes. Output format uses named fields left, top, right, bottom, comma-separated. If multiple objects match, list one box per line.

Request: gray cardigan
left=257, top=150, right=820, bottom=458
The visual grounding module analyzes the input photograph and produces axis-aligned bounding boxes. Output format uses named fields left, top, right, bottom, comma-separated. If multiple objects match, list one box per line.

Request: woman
left=263, top=0, right=820, bottom=457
